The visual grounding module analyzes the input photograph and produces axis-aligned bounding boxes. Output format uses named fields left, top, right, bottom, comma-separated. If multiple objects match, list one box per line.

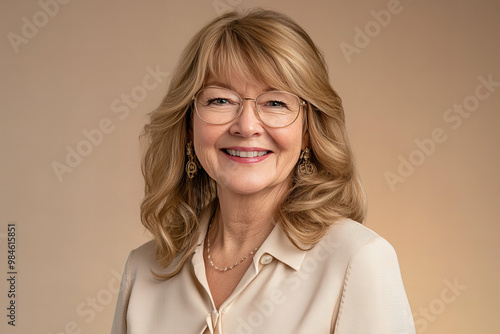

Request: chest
left=128, top=261, right=342, bottom=333
left=204, top=249, right=254, bottom=309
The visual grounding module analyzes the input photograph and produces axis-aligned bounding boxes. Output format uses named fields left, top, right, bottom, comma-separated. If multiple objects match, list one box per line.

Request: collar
left=193, top=204, right=307, bottom=272
left=252, top=222, right=307, bottom=271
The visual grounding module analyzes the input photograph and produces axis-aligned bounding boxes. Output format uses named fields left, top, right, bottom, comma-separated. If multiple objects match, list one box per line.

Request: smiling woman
left=111, top=8, right=416, bottom=334
left=193, top=75, right=306, bottom=198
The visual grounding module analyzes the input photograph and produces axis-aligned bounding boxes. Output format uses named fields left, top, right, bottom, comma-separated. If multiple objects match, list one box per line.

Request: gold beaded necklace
left=205, top=213, right=262, bottom=272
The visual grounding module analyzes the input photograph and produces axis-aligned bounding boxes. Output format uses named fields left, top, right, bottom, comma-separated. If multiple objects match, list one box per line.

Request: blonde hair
left=141, top=8, right=366, bottom=278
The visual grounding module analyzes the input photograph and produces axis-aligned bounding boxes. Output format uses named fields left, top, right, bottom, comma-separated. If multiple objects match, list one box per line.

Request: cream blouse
left=111, top=214, right=416, bottom=334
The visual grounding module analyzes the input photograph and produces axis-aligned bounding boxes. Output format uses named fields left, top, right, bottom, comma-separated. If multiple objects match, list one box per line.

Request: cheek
left=277, top=123, right=304, bottom=150
left=274, top=129, right=304, bottom=166
left=192, top=118, right=212, bottom=150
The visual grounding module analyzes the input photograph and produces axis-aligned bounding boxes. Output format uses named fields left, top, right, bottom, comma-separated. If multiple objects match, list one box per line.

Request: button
left=260, top=254, right=273, bottom=265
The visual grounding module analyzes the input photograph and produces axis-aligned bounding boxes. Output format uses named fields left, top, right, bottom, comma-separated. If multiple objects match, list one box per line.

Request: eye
left=207, top=98, right=230, bottom=105
left=266, top=100, right=288, bottom=108
left=261, top=99, right=290, bottom=111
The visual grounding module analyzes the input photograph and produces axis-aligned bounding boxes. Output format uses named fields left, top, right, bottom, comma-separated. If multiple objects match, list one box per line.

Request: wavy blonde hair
left=141, top=8, right=366, bottom=278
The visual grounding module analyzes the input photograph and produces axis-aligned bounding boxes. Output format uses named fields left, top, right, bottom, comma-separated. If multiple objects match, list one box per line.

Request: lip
left=221, top=146, right=272, bottom=164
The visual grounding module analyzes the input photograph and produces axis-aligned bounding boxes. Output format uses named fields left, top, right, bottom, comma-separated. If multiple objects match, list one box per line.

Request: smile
left=224, top=149, right=270, bottom=158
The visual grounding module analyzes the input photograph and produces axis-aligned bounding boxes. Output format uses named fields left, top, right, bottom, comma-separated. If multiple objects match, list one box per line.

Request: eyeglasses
left=192, top=87, right=306, bottom=128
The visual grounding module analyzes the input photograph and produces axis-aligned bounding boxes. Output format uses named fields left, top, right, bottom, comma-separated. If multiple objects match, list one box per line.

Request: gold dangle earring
left=298, top=148, right=316, bottom=176
left=185, top=141, right=198, bottom=179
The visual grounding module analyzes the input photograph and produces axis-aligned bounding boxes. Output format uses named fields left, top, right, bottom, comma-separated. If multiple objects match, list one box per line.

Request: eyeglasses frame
left=192, top=86, right=307, bottom=128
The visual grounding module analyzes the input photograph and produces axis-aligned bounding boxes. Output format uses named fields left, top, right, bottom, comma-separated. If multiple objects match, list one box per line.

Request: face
left=192, top=75, right=308, bottom=197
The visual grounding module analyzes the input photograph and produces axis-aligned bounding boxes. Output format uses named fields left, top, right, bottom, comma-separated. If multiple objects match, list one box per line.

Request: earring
left=298, top=148, right=316, bottom=176
left=185, top=141, right=198, bottom=179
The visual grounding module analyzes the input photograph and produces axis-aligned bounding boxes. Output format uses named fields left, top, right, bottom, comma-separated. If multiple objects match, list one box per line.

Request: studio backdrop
left=1, top=0, right=499, bottom=333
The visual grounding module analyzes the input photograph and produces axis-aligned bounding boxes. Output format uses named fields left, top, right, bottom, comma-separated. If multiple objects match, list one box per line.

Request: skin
left=191, top=74, right=309, bottom=309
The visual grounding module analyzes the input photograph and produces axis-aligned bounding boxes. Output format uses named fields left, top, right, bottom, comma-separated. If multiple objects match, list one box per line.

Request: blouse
left=111, top=211, right=416, bottom=334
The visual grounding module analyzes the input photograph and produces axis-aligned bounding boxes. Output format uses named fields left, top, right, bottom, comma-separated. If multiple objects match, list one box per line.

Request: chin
left=215, top=173, right=263, bottom=191
left=217, top=174, right=291, bottom=198
left=220, top=182, right=270, bottom=196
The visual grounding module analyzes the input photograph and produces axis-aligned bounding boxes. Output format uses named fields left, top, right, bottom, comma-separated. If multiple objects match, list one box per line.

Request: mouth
left=222, top=148, right=271, bottom=158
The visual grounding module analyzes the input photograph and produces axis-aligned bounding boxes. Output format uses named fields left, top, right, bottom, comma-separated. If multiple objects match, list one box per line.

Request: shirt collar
left=193, top=204, right=307, bottom=272
left=253, top=222, right=307, bottom=271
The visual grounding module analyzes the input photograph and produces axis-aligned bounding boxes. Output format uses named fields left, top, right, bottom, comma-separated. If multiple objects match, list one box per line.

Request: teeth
left=226, top=149, right=268, bottom=158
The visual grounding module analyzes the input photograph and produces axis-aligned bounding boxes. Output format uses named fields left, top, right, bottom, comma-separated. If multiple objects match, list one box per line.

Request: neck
left=210, top=183, right=289, bottom=253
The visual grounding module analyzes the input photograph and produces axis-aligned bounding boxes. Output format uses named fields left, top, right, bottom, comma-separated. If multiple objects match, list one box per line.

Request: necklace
left=206, top=221, right=262, bottom=272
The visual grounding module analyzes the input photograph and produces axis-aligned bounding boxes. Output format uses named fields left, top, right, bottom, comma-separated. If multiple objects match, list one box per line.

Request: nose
left=229, top=99, right=264, bottom=137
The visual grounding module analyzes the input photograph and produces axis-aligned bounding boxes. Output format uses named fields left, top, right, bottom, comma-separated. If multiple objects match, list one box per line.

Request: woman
left=111, top=8, right=416, bottom=334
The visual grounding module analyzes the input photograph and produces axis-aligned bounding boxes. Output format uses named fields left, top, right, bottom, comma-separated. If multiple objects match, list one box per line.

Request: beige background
left=1, top=0, right=499, bottom=333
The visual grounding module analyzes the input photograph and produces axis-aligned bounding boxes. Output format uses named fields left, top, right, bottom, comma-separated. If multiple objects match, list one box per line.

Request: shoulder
left=127, top=240, right=156, bottom=266
left=124, top=240, right=165, bottom=279
left=325, top=220, right=415, bottom=333
left=316, top=218, right=398, bottom=266
left=129, top=239, right=156, bottom=260
left=125, top=239, right=192, bottom=280
left=318, top=219, right=407, bottom=300
left=111, top=240, right=158, bottom=333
